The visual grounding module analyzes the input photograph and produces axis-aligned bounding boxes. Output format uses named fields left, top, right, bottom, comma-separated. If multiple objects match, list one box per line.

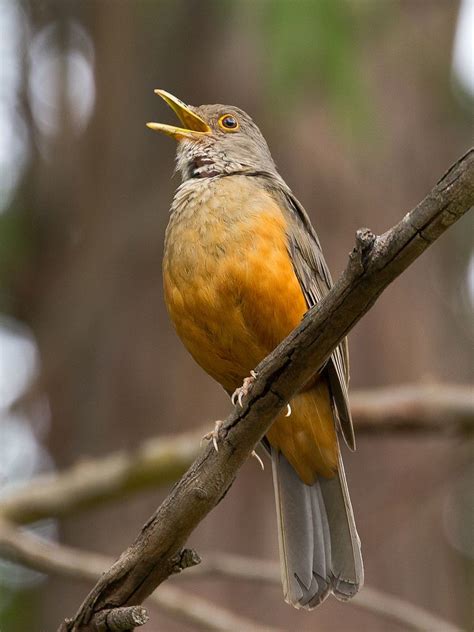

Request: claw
left=231, top=370, right=258, bottom=408
left=201, top=419, right=224, bottom=453
left=251, top=450, right=265, bottom=471
left=285, top=403, right=292, bottom=417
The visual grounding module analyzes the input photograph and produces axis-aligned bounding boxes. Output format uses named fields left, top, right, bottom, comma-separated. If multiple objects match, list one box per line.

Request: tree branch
left=53, top=149, right=474, bottom=629
left=350, top=383, right=474, bottom=435
left=1, top=383, right=471, bottom=526
left=0, top=427, right=204, bottom=525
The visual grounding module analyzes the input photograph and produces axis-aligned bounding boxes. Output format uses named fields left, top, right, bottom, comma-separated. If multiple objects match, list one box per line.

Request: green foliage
left=261, top=0, right=373, bottom=133
left=0, top=587, right=39, bottom=632
left=0, top=206, right=33, bottom=313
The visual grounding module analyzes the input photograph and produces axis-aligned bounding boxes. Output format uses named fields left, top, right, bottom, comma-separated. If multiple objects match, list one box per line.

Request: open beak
left=147, top=89, right=211, bottom=140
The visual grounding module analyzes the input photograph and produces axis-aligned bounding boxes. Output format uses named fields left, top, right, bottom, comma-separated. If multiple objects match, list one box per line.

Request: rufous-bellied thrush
left=148, top=90, right=363, bottom=609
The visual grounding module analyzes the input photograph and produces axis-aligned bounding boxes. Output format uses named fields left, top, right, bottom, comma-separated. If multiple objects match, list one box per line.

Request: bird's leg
left=231, top=370, right=258, bottom=407
left=201, top=419, right=224, bottom=452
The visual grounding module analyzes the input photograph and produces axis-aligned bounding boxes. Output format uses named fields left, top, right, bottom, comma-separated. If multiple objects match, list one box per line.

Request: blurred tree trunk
left=3, top=1, right=471, bottom=630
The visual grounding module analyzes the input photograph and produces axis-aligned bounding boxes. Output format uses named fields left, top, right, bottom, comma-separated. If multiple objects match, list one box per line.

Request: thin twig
left=0, top=383, right=471, bottom=526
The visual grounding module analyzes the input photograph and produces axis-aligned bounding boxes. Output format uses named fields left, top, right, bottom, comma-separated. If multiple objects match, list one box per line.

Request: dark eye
left=218, top=114, right=239, bottom=131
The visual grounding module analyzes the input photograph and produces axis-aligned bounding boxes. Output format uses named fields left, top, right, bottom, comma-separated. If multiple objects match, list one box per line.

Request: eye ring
left=218, top=114, right=239, bottom=132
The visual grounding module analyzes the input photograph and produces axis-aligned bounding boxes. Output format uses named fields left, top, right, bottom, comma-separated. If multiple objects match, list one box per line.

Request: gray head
left=147, top=90, right=277, bottom=181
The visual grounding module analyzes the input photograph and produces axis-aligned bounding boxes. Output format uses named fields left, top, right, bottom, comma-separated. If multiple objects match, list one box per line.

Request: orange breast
left=163, top=176, right=337, bottom=482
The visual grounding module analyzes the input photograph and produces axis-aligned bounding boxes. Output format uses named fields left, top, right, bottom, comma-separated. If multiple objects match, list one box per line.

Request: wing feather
left=263, top=178, right=355, bottom=450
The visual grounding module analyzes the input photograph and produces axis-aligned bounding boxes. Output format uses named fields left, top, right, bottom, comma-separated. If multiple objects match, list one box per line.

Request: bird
left=147, top=89, right=363, bottom=609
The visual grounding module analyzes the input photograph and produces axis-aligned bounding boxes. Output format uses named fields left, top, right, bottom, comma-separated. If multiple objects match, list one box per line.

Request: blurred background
left=0, top=0, right=473, bottom=630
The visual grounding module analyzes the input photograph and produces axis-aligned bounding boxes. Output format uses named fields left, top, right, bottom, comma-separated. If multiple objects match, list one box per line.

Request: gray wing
left=273, top=184, right=355, bottom=450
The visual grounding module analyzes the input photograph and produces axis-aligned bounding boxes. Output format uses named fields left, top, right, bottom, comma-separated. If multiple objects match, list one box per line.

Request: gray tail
left=271, top=447, right=364, bottom=609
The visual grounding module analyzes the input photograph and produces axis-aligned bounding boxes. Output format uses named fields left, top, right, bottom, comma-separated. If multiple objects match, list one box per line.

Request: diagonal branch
left=61, top=149, right=473, bottom=630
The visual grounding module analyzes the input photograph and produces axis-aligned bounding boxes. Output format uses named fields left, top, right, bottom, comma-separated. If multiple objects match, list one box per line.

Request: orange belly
left=267, top=379, right=337, bottom=482
left=163, top=177, right=337, bottom=482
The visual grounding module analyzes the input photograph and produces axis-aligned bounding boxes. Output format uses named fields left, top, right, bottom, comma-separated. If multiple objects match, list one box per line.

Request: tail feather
left=320, top=451, right=363, bottom=600
left=271, top=447, right=363, bottom=609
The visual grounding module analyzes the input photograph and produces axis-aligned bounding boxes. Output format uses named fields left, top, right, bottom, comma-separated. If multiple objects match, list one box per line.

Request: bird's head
left=147, top=89, right=276, bottom=181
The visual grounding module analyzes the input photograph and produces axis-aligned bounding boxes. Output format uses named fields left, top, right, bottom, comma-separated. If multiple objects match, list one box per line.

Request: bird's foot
left=285, top=403, right=292, bottom=417
left=201, top=419, right=224, bottom=452
left=201, top=421, right=264, bottom=471
left=231, top=370, right=258, bottom=407
left=251, top=450, right=265, bottom=471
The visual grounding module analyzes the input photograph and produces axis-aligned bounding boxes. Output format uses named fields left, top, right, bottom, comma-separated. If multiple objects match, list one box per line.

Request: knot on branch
left=94, top=606, right=149, bottom=631
left=349, top=228, right=377, bottom=273
left=170, top=547, right=201, bottom=575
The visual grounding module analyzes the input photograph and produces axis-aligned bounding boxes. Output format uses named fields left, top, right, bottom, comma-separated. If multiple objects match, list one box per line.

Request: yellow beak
left=146, top=89, right=211, bottom=140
